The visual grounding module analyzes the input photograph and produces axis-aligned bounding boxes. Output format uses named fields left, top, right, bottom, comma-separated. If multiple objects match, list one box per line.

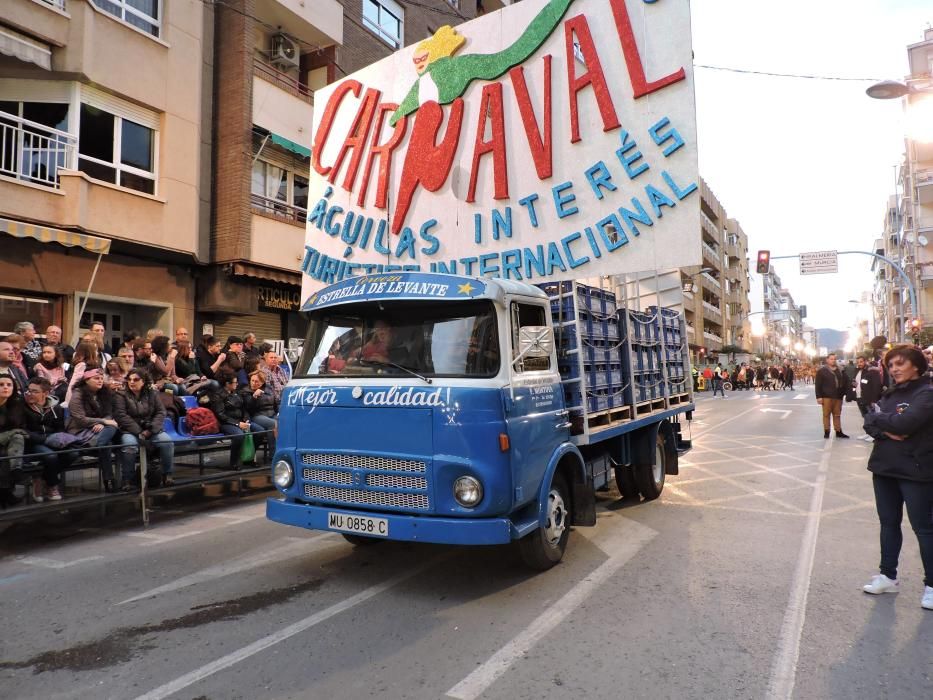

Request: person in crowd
left=209, top=369, right=262, bottom=468
left=0, top=375, right=27, bottom=508
left=133, top=338, right=153, bottom=370
left=196, top=335, right=226, bottom=381
left=150, top=335, right=184, bottom=394
left=35, top=344, right=68, bottom=401
left=115, top=368, right=174, bottom=489
left=243, top=332, right=261, bottom=361
left=4, top=334, right=31, bottom=380
left=815, top=352, right=849, bottom=439
left=106, top=358, right=127, bottom=392
left=23, top=376, right=73, bottom=502
left=259, top=344, right=289, bottom=405
left=173, top=340, right=199, bottom=381
left=923, top=346, right=933, bottom=384
left=44, top=325, right=75, bottom=364
left=64, top=340, right=102, bottom=404
left=0, top=340, right=29, bottom=395
left=173, top=327, right=189, bottom=349
left=244, top=370, right=277, bottom=454
left=783, top=361, right=795, bottom=391
left=15, top=321, right=42, bottom=368
left=711, top=363, right=725, bottom=397
left=244, top=354, right=261, bottom=376
left=861, top=345, right=933, bottom=610
left=221, top=336, right=247, bottom=386
left=146, top=328, right=165, bottom=342
left=119, top=329, right=140, bottom=355
left=89, top=321, right=112, bottom=362
left=67, top=368, right=119, bottom=492
left=853, top=355, right=884, bottom=418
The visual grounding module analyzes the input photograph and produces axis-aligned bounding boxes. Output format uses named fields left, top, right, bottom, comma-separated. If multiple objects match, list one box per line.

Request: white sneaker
left=863, top=574, right=899, bottom=594
left=922, top=587, right=933, bottom=610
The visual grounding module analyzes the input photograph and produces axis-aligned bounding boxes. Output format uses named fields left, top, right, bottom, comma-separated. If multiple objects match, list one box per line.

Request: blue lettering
left=584, top=161, right=617, bottom=200
left=615, top=129, right=649, bottom=179
left=501, top=249, right=522, bottom=279
left=561, top=232, right=589, bottom=269
left=479, top=253, right=499, bottom=276
left=523, top=246, right=546, bottom=278
left=645, top=185, right=676, bottom=218
left=545, top=242, right=567, bottom=274
left=492, top=206, right=512, bottom=240
left=648, top=117, right=684, bottom=157
left=419, top=219, right=440, bottom=255
left=596, top=214, right=628, bottom=251
left=551, top=181, right=578, bottom=219
left=518, top=193, right=540, bottom=228
left=618, top=198, right=653, bottom=237
left=662, top=171, right=697, bottom=200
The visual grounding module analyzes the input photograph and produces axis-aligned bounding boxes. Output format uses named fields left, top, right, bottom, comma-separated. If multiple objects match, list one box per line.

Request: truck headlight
left=273, top=460, right=294, bottom=489
left=453, top=476, right=483, bottom=507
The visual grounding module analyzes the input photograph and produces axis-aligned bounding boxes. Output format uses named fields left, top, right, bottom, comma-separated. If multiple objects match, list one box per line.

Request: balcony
left=0, top=112, right=77, bottom=190
left=251, top=192, right=306, bottom=227
left=253, top=58, right=313, bottom=104
left=252, top=61, right=315, bottom=153
left=701, top=271, right=720, bottom=289
left=701, top=240, right=721, bottom=267
left=703, top=330, right=723, bottom=343
left=917, top=168, right=933, bottom=205
left=255, top=0, right=343, bottom=48
left=702, top=300, right=721, bottom=317
left=686, top=323, right=695, bottom=336
left=5, top=0, right=70, bottom=47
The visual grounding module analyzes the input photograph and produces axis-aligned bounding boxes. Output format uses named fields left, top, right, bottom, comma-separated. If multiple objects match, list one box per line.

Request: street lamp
left=866, top=79, right=933, bottom=100
left=682, top=267, right=715, bottom=294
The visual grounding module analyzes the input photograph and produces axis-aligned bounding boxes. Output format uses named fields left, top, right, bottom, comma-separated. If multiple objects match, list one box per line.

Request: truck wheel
left=635, top=433, right=667, bottom=501
left=341, top=534, right=382, bottom=546
left=519, top=473, right=571, bottom=570
left=614, top=465, right=640, bottom=501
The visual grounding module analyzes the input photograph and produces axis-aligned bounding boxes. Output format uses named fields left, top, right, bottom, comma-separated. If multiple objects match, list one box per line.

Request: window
left=78, top=104, right=156, bottom=194
left=251, top=160, right=308, bottom=224
left=0, top=294, right=58, bottom=336
left=93, top=0, right=161, bottom=37
left=510, top=303, right=551, bottom=372
left=362, top=0, right=404, bottom=48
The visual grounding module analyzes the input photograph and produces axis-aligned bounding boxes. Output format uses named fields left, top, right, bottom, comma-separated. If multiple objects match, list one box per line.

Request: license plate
left=327, top=512, right=389, bottom=537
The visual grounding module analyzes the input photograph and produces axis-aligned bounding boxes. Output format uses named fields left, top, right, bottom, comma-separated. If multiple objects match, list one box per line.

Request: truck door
left=506, top=300, right=568, bottom=507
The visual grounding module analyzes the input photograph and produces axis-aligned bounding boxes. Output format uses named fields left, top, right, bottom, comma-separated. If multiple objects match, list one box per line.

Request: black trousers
left=872, top=474, right=933, bottom=586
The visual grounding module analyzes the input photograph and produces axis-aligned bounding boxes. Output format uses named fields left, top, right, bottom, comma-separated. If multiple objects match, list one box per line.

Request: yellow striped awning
left=0, top=217, right=111, bottom=255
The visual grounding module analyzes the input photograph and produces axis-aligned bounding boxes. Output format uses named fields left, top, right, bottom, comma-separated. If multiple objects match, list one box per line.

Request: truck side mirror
left=516, top=326, right=553, bottom=360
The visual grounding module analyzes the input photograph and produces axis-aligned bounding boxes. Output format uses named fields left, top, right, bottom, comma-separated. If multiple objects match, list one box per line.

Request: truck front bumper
left=266, top=497, right=517, bottom=545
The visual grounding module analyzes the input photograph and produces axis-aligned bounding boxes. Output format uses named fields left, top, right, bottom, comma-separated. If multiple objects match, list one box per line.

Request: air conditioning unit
left=271, top=34, right=298, bottom=70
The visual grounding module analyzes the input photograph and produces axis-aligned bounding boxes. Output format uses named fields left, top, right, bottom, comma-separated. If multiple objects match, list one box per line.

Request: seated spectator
left=146, top=328, right=165, bottom=342
left=133, top=338, right=153, bottom=370
left=115, top=369, right=174, bottom=489
left=196, top=335, right=226, bottom=381
left=209, top=369, right=263, bottom=468
left=150, top=335, right=184, bottom=394
left=259, top=344, right=289, bottom=405
left=65, top=340, right=102, bottom=405
left=173, top=327, right=189, bottom=349
left=4, top=334, right=31, bottom=379
left=244, top=370, right=277, bottom=455
left=45, top=325, right=75, bottom=365
left=119, top=329, right=140, bottom=355
left=35, top=344, right=68, bottom=401
left=106, top=359, right=127, bottom=392
left=243, top=332, right=261, bottom=361
left=23, top=377, right=74, bottom=502
left=89, top=322, right=112, bottom=362
left=0, top=375, right=27, bottom=508
left=67, top=368, right=119, bottom=492
left=173, top=340, right=199, bottom=381
left=222, top=336, right=247, bottom=386
left=244, top=354, right=261, bottom=376
left=0, top=340, right=29, bottom=395
left=14, top=322, right=42, bottom=370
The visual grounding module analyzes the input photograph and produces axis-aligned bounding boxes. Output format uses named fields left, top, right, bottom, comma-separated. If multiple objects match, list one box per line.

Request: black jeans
left=872, top=474, right=933, bottom=586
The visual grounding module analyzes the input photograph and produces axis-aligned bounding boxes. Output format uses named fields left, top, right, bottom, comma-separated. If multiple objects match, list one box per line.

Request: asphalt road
left=1, top=383, right=931, bottom=699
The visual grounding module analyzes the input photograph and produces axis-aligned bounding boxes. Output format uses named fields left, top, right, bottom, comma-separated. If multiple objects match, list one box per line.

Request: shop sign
left=301, top=0, right=699, bottom=296
left=258, top=286, right=301, bottom=312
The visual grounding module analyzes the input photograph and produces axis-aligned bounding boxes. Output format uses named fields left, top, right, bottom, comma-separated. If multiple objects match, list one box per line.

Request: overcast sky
left=690, top=0, right=931, bottom=331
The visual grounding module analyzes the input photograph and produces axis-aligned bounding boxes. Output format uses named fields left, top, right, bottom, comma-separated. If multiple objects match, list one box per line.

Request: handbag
left=45, top=432, right=80, bottom=449
left=239, top=432, right=256, bottom=464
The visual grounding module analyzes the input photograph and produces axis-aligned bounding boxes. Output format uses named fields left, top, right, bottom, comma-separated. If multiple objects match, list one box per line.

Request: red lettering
left=356, top=103, right=407, bottom=209
left=311, top=80, right=361, bottom=176
left=467, top=82, right=509, bottom=203
left=608, top=0, right=685, bottom=98
left=509, top=55, right=553, bottom=181
left=392, top=100, right=464, bottom=235
left=329, top=88, right=381, bottom=191
left=564, top=15, right=621, bottom=144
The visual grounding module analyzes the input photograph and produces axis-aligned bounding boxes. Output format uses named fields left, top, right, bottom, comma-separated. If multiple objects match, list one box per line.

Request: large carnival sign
left=301, top=0, right=699, bottom=296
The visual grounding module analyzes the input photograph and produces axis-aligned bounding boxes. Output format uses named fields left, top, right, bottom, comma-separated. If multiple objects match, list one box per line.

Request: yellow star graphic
left=457, top=283, right=474, bottom=295
left=305, top=294, right=318, bottom=306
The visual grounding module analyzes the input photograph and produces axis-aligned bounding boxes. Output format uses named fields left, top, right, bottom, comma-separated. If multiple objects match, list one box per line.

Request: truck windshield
left=296, top=300, right=500, bottom=378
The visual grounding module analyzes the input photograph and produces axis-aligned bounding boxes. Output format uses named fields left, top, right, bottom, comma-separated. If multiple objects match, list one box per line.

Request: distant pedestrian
left=815, top=353, right=849, bottom=439
left=861, top=345, right=933, bottom=610
left=711, top=364, right=726, bottom=398
left=783, top=361, right=795, bottom=391
left=853, top=356, right=883, bottom=417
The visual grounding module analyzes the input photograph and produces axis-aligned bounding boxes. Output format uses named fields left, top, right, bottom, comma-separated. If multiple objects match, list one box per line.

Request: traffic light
left=756, top=250, right=770, bottom=274
left=799, top=305, right=807, bottom=319
left=910, top=318, right=922, bottom=342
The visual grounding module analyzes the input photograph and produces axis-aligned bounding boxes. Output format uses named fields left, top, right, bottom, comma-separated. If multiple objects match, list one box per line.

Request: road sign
left=799, top=250, right=838, bottom=275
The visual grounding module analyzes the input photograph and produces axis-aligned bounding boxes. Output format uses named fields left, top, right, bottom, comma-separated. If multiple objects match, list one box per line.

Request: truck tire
left=635, top=433, right=667, bottom=501
left=341, top=534, right=383, bottom=546
left=614, top=464, right=640, bottom=501
left=519, top=473, right=571, bottom=570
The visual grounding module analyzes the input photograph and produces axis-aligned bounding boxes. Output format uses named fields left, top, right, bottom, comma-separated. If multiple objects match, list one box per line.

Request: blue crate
left=540, top=282, right=617, bottom=319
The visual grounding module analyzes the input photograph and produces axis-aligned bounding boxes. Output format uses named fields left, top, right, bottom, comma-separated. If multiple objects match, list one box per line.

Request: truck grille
left=299, top=452, right=430, bottom=511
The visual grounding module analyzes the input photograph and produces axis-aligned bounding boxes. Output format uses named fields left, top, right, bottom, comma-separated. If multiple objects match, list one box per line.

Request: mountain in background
left=815, top=328, right=846, bottom=352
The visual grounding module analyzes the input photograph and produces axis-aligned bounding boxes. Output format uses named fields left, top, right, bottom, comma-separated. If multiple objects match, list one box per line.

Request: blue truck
left=266, top=271, right=693, bottom=569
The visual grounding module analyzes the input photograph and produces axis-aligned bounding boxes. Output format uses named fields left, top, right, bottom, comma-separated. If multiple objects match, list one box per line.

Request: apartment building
left=723, top=218, right=752, bottom=352
left=200, top=0, right=479, bottom=346
left=0, top=0, right=209, bottom=345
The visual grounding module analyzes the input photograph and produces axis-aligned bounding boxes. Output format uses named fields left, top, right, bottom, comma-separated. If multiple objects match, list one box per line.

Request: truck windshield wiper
left=358, top=359, right=432, bottom=384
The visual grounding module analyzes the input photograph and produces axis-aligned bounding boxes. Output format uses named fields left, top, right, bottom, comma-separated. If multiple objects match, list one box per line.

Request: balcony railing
left=703, top=331, right=723, bottom=343
left=702, top=300, right=721, bottom=317
left=251, top=192, right=308, bottom=226
left=38, top=0, right=66, bottom=8
left=701, top=240, right=720, bottom=265
left=253, top=58, right=314, bottom=104
left=0, top=112, right=77, bottom=189
left=702, top=271, right=720, bottom=288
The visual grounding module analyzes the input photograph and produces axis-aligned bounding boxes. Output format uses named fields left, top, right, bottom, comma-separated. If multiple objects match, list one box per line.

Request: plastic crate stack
left=621, top=309, right=663, bottom=404
left=538, top=281, right=622, bottom=419
left=647, top=306, right=690, bottom=400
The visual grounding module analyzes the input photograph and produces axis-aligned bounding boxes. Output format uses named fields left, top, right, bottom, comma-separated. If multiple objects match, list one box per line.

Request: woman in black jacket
left=0, top=375, right=27, bottom=507
left=862, top=345, right=933, bottom=610
left=114, top=369, right=174, bottom=489
left=67, top=368, right=120, bottom=492
left=210, top=369, right=262, bottom=467
left=244, top=370, right=277, bottom=456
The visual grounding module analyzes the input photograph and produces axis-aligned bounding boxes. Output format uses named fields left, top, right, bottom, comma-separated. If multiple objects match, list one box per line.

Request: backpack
left=186, top=407, right=220, bottom=435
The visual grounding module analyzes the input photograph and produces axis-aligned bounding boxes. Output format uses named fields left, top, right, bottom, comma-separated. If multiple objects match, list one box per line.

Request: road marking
left=117, top=533, right=337, bottom=605
left=766, top=439, right=832, bottom=700
left=794, top=394, right=807, bottom=400
left=15, top=555, right=104, bottom=569
left=691, top=406, right=763, bottom=439
left=446, top=517, right=657, bottom=700
left=761, top=408, right=791, bottom=419
left=133, top=555, right=445, bottom=700
left=125, top=531, right=206, bottom=545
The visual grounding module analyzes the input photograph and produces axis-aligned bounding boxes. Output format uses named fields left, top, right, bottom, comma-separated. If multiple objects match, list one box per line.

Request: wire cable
left=694, top=64, right=886, bottom=82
